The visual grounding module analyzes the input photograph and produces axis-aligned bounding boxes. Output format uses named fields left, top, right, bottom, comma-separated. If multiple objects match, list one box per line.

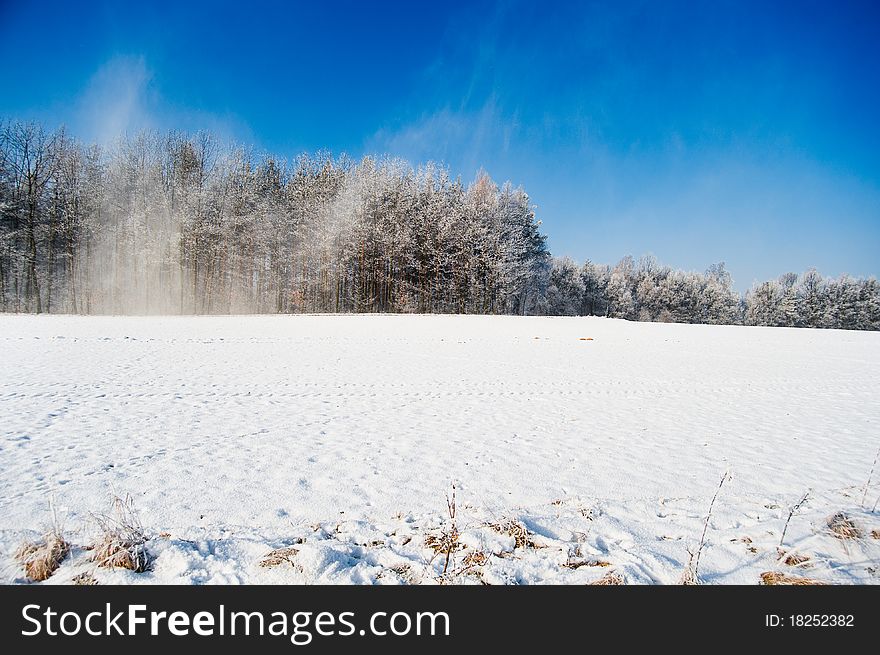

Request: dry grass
left=488, top=519, right=533, bottom=549
left=826, top=512, right=862, bottom=540
left=92, top=536, right=149, bottom=571
left=680, top=471, right=731, bottom=585
left=462, top=550, right=489, bottom=568
left=424, top=528, right=462, bottom=556
left=443, top=550, right=491, bottom=581
left=760, top=571, right=826, bottom=586
left=564, top=558, right=612, bottom=569
left=385, top=563, right=420, bottom=584
left=441, top=484, right=459, bottom=574
left=779, top=490, right=811, bottom=548
left=777, top=549, right=811, bottom=566
left=679, top=557, right=698, bottom=585
left=71, top=572, right=99, bottom=586
left=15, top=532, right=70, bottom=582
left=259, top=546, right=300, bottom=568
left=871, top=529, right=880, bottom=540
left=90, top=495, right=150, bottom=572
left=590, top=571, right=625, bottom=585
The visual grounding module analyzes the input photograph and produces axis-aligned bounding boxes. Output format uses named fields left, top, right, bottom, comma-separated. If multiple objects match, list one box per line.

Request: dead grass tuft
left=777, top=549, right=811, bottom=567
left=424, top=528, right=462, bottom=556
left=462, top=551, right=488, bottom=568
left=826, top=512, right=862, bottom=540
left=760, top=571, right=826, bottom=586
left=564, top=558, right=612, bottom=569
left=71, top=572, right=99, bottom=586
left=259, top=546, right=300, bottom=568
left=488, top=519, right=533, bottom=549
left=92, top=536, right=149, bottom=572
left=590, top=571, right=625, bottom=585
left=679, top=558, right=698, bottom=585
left=733, top=536, right=757, bottom=553
left=680, top=471, right=730, bottom=585
left=15, top=532, right=70, bottom=582
left=871, top=529, right=880, bottom=540
left=90, top=495, right=150, bottom=572
left=387, top=563, right=419, bottom=584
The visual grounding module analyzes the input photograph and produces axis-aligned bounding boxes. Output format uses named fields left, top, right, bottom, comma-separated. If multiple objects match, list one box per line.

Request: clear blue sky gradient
left=1, top=0, right=878, bottom=289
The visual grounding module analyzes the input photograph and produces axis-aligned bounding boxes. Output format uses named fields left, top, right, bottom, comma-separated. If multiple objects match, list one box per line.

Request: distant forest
left=1, top=120, right=878, bottom=330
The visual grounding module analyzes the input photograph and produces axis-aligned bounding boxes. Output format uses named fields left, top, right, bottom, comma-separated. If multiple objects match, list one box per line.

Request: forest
left=1, top=119, right=878, bottom=330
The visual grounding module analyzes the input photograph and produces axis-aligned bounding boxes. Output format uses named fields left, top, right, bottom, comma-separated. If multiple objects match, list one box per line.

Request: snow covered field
left=1, top=314, right=878, bottom=585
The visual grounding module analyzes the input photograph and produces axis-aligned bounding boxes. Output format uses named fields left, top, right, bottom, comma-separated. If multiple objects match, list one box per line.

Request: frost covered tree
left=0, top=120, right=551, bottom=316
left=579, top=260, right=609, bottom=317
left=546, top=257, right=584, bottom=315
left=745, top=280, right=784, bottom=326
left=797, top=268, right=826, bottom=328
left=0, top=117, right=877, bottom=331
left=0, top=121, right=60, bottom=312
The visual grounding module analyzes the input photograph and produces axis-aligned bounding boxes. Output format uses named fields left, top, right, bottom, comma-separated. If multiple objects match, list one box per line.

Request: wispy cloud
left=74, top=55, right=156, bottom=144
left=366, top=98, right=520, bottom=177
left=70, top=55, right=251, bottom=146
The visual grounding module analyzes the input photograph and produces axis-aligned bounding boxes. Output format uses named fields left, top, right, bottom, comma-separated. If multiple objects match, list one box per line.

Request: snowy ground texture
left=1, top=314, right=879, bottom=585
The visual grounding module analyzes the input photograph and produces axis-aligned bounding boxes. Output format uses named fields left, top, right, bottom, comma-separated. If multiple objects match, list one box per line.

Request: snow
left=1, top=314, right=878, bottom=585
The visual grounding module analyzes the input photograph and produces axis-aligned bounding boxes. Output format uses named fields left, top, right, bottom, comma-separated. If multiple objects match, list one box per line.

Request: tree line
left=0, top=120, right=548, bottom=315
left=546, top=256, right=880, bottom=330
left=1, top=119, right=877, bottom=330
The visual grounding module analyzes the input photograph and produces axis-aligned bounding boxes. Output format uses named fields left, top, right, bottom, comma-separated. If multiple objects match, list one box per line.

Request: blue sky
left=1, top=0, right=878, bottom=289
